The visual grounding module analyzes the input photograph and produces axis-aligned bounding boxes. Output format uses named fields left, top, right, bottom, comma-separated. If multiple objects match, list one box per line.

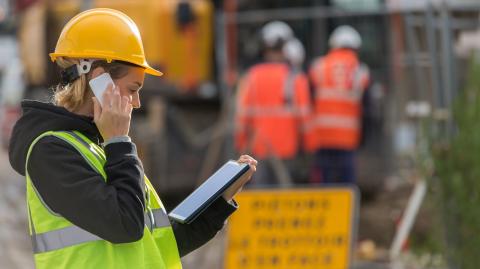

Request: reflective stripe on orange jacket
left=235, top=62, right=312, bottom=159
left=308, top=49, right=370, bottom=150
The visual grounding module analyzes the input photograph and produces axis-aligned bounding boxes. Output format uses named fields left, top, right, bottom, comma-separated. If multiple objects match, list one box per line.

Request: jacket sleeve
left=27, top=136, right=146, bottom=244
left=171, top=197, right=237, bottom=257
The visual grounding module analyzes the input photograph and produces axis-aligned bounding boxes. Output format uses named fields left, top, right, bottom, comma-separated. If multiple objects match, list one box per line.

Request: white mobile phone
left=88, top=73, right=114, bottom=107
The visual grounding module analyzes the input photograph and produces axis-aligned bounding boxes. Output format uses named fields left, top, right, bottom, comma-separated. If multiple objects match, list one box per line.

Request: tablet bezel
left=168, top=160, right=249, bottom=224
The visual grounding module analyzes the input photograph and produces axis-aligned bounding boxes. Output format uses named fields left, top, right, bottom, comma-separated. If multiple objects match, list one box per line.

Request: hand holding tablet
left=222, top=155, right=257, bottom=201
left=168, top=158, right=256, bottom=224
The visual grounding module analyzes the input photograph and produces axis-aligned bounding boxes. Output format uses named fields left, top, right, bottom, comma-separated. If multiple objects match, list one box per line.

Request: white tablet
left=168, top=160, right=250, bottom=224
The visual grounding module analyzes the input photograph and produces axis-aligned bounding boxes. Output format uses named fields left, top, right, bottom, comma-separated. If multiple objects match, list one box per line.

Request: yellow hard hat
left=49, top=8, right=162, bottom=76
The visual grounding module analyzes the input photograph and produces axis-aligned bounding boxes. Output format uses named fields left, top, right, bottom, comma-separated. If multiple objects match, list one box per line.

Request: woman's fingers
left=93, top=85, right=132, bottom=141
left=111, top=86, right=121, bottom=111
left=237, top=155, right=258, bottom=168
left=92, top=97, right=101, bottom=123
left=222, top=156, right=258, bottom=201
left=101, top=83, right=114, bottom=109
left=102, top=84, right=125, bottom=112
left=237, top=155, right=257, bottom=178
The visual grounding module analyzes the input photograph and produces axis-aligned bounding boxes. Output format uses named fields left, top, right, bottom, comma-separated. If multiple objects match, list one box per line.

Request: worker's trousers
left=310, top=149, right=356, bottom=184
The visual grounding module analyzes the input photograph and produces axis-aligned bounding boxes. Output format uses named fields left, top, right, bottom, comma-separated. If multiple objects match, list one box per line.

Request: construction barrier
left=225, top=187, right=358, bottom=269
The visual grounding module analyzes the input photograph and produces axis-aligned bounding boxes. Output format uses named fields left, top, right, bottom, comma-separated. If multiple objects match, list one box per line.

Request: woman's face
left=112, top=66, right=145, bottom=109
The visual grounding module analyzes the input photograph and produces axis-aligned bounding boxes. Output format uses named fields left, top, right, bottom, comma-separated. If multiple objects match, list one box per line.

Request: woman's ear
left=88, top=66, right=106, bottom=80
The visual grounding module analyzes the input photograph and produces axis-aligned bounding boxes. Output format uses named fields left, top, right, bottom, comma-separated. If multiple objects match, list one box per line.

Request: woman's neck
left=69, top=99, right=94, bottom=117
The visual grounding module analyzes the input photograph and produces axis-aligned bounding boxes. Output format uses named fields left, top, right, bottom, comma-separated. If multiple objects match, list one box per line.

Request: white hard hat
left=329, top=25, right=362, bottom=49
left=283, top=38, right=305, bottom=67
left=261, top=21, right=294, bottom=48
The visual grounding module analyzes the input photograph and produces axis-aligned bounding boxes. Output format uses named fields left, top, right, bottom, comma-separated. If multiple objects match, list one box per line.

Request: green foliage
left=432, top=56, right=480, bottom=268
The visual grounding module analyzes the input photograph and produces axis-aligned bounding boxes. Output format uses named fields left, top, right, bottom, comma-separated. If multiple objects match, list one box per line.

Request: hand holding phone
left=89, top=73, right=115, bottom=107
left=90, top=73, right=132, bottom=141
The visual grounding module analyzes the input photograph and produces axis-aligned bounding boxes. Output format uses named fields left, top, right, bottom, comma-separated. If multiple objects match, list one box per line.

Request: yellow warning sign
left=225, top=187, right=357, bottom=269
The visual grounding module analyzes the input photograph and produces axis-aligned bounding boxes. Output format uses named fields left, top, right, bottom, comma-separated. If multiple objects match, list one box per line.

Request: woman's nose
left=132, top=93, right=141, bottom=109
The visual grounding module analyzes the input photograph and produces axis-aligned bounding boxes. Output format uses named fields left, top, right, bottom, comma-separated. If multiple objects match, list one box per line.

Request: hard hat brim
left=144, top=66, right=163, bottom=76
left=49, top=53, right=163, bottom=77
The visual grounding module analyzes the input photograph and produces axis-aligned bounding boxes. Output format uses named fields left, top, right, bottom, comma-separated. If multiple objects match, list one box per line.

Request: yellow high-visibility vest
left=26, top=130, right=182, bottom=269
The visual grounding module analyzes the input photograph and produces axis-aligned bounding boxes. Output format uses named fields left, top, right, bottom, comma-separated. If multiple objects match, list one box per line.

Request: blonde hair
left=53, top=57, right=133, bottom=111
left=54, top=58, right=87, bottom=111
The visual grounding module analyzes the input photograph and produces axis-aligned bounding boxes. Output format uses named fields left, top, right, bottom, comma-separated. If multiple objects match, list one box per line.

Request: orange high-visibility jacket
left=308, top=49, right=370, bottom=150
left=235, top=62, right=312, bottom=159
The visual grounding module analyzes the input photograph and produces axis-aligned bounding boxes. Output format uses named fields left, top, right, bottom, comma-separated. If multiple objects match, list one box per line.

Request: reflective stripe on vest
left=314, top=65, right=366, bottom=103
left=315, top=88, right=362, bottom=103
left=237, top=69, right=308, bottom=118
left=26, top=131, right=181, bottom=268
left=145, top=209, right=172, bottom=232
left=31, top=208, right=171, bottom=254
left=237, top=105, right=310, bottom=117
left=309, top=115, right=360, bottom=130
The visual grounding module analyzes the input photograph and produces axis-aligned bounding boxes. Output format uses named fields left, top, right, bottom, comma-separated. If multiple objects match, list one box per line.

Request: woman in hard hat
left=8, top=8, right=256, bottom=269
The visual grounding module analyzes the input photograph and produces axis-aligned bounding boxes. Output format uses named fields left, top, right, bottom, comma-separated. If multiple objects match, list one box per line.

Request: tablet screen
left=169, top=160, right=249, bottom=223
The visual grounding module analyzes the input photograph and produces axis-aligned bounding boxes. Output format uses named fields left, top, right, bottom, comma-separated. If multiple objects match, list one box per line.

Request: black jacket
left=9, top=100, right=236, bottom=257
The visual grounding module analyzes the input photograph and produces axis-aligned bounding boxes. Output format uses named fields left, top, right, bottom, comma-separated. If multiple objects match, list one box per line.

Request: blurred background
left=1, top=0, right=480, bottom=268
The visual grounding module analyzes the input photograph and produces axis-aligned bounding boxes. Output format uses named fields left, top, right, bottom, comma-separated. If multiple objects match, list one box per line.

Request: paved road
left=0, top=148, right=34, bottom=269
left=182, top=230, right=226, bottom=268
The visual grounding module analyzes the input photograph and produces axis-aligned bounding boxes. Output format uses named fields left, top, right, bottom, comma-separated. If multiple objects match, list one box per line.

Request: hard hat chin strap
left=60, top=59, right=94, bottom=85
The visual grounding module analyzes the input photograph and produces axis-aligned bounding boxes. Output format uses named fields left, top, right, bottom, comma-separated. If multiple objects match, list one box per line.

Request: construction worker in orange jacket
left=235, top=21, right=312, bottom=185
left=308, top=25, right=370, bottom=184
